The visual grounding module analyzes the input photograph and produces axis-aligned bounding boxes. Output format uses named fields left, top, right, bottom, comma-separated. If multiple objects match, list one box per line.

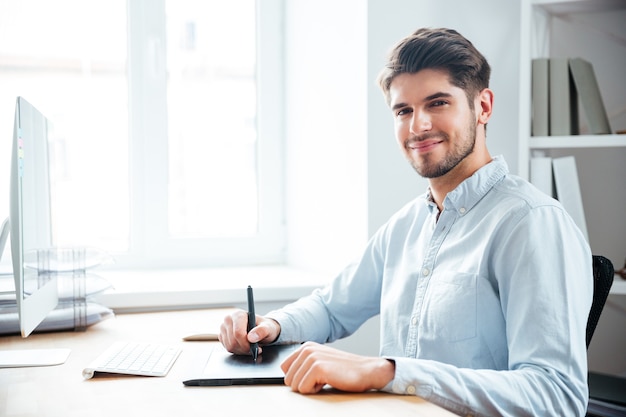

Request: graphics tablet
left=183, top=344, right=299, bottom=386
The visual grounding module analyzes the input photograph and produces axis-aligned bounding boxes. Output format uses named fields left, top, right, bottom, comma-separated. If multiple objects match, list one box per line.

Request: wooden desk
left=0, top=308, right=454, bottom=417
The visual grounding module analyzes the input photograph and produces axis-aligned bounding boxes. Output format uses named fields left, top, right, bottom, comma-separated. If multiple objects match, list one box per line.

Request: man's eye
left=431, top=100, right=448, bottom=107
left=396, top=108, right=412, bottom=116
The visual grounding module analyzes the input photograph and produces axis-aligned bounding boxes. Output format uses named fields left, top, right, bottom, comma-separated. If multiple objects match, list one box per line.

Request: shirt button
left=406, top=385, right=416, bottom=395
left=411, top=317, right=418, bottom=326
left=459, top=207, right=466, bottom=214
left=422, top=268, right=430, bottom=276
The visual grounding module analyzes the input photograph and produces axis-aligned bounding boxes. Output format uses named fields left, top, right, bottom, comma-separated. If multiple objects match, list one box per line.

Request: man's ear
left=476, top=88, right=494, bottom=126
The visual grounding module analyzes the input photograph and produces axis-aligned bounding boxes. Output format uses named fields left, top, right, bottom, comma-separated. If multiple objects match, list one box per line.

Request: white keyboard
left=82, top=341, right=181, bottom=379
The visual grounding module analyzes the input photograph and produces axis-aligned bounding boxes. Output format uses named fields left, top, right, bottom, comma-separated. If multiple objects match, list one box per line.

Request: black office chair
left=585, top=256, right=621, bottom=417
left=586, top=255, right=614, bottom=348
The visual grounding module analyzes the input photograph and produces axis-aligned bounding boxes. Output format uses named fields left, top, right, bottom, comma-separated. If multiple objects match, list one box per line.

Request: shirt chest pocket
left=423, top=272, right=477, bottom=342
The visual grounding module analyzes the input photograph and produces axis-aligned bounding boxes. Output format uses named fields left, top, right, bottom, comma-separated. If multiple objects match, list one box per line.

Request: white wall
left=284, top=0, right=369, bottom=275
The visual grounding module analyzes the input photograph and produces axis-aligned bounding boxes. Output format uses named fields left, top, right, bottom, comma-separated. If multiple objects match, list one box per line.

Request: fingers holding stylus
left=219, top=310, right=281, bottom=355
left=219, top=310, right=253, bottom=355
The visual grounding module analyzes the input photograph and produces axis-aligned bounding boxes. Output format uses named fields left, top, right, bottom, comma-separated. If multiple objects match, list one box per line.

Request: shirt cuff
left=381, top=356, right=434, bottom=398
left=264, top=310, right=299, bottom=344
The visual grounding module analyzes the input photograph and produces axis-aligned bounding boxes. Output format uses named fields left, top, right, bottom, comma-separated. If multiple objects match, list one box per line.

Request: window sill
left=93, top=265, right=331, bottom=313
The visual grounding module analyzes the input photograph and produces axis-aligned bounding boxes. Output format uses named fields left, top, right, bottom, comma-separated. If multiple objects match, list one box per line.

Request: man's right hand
left=218, top=309, right=281, bottom=355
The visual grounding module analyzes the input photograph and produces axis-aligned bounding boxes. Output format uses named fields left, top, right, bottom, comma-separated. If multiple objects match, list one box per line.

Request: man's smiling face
left=388, top=69, right=479, bottom=179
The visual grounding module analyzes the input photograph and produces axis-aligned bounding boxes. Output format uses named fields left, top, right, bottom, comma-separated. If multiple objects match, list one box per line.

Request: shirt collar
left=424, top=155, right=509, bottom=216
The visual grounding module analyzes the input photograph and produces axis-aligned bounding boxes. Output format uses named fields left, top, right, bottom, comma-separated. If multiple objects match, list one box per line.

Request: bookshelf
left=518, top=0, right=626, bottom=291
left=612, top=280, right=626, bottom=296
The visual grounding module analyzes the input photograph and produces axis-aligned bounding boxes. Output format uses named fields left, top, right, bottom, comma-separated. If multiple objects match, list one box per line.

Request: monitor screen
left=10, top=96, right=58, bottom=337
left=0, top=97, right=69, bottom=367
left=0, top=97, right=69, bottom=368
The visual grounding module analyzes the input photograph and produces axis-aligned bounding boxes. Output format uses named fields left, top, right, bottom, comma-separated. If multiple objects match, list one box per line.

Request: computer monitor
left=0, top=97, right=70, bottom=367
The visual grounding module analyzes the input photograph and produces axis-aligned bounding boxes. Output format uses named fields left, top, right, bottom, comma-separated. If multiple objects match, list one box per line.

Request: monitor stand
left=0, top=219, right=70, bottom=367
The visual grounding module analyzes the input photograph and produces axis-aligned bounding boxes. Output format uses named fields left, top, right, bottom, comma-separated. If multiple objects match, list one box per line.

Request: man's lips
left=406, top=138, right=443, bottom=153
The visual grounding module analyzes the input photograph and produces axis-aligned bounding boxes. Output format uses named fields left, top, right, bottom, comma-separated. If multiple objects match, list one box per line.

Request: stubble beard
left=408, top=118, right=477, bottom=179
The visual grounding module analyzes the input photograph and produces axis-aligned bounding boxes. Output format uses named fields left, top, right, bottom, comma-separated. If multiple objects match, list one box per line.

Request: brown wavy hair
left=377, top=28, right=491, bottom=110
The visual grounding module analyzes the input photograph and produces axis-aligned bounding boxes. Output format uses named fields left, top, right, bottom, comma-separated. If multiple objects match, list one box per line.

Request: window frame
left=117, top=0, right=285, bottom=269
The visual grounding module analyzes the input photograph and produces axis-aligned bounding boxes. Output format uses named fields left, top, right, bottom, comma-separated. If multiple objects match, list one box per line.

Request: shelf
left=529, top=134, right=626, bottom=149
left=532, top=0, right=626, bottom=16
left=522, top=1, right=626, bottom=304
left=611, top=276, right=626, bottom=295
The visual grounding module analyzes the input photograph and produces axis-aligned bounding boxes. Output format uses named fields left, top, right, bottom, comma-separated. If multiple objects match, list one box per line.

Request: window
left=0, top=0, right=285, bottom=269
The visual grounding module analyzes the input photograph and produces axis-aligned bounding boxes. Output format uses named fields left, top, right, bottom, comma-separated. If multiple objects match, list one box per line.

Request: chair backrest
left=586, top=255, right=614, bottom=348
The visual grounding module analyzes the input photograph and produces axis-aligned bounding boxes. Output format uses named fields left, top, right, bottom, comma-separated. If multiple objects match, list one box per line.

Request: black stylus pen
left=247, top=285, right=259, bottom=362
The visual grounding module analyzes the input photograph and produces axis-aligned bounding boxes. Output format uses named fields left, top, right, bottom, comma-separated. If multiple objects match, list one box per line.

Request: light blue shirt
left=268, top=156, right=592, bottom=416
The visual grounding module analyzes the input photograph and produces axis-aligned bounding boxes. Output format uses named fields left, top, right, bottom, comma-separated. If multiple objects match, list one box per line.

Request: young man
left=219, top=28, right=592, bottom=416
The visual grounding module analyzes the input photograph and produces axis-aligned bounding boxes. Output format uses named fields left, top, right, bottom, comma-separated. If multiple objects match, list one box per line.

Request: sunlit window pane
left=0, top=0, right=129, bottom=252
left=165, top=0, right=258, bottom=238
left=0, top=0, right=279, bottom=269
